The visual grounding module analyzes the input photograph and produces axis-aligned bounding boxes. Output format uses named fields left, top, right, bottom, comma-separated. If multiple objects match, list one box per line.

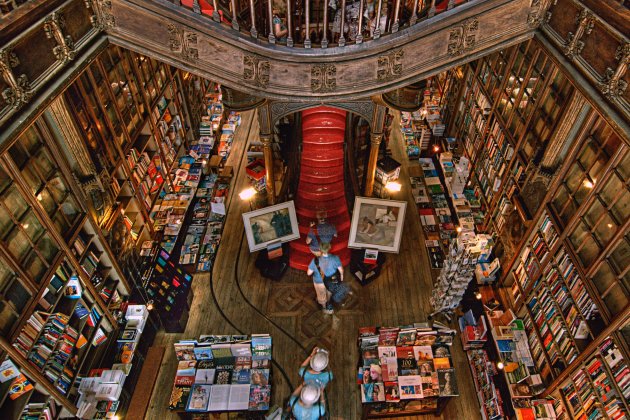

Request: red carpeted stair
left=290, top=106, right=351, bottom=271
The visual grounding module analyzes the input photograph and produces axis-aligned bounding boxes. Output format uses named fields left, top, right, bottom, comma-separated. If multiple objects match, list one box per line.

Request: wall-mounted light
left=496, top=361, right=504, bottom=370
left=475, top=292, right=482, bottom=300
left=146, top=300, right=154, bottom=311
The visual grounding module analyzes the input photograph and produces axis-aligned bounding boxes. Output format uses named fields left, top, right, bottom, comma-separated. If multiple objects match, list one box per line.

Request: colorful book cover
left=186, top=384, right=211, bottom=411
left=438, top=368, right=458, bottom=396
left=248, top=385, right=271, bottom=411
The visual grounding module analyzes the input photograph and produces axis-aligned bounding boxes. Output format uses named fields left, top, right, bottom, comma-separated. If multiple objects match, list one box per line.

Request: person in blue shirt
left=298, top=347, right=333, bottom=389
left=289, top=382, right=326, bottom=420
left=306, top=242, right=343, bottom=314
left=306, top=212, right=337, bottom=256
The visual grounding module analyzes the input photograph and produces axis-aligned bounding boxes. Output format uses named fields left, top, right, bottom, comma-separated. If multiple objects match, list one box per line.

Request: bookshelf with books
left=0, top=355, right=65, bottom=420
left=466, top=349, right=504, bottom=420
left=483, top=303, right=562, bottom=419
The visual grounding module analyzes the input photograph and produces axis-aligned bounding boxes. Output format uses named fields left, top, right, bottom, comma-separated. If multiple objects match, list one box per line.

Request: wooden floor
left=145, top=110, right=481, bottom=419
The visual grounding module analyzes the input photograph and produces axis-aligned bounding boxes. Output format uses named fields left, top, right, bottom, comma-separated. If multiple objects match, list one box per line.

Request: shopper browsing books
left=306, top=243, right=343, bottom=315
left=272, top=8, right=288, bottom=42
left=289, top=383, right=326, bottom=420
left=299, top=347, right=333, bottom=389
left=306, top=212, right=337, bottom=256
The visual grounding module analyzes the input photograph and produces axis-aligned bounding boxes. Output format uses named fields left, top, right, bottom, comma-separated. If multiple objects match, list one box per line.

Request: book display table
left=168, top=334, right=272, bottom=418
left=357, top=324, right=458, bottom=419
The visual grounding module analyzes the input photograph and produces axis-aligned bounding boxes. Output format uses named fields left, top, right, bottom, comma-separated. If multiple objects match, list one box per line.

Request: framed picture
left=242, top=201, right=300, bottom=252
left=348, top=197, right=407, bottom=253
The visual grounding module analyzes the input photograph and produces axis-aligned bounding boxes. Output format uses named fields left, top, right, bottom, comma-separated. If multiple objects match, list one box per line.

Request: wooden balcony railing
left=171, top=0, right=472, bottom=48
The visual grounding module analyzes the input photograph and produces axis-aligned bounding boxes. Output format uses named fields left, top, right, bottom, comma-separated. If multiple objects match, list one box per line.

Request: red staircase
left=289, top=106, right=351, bottom=271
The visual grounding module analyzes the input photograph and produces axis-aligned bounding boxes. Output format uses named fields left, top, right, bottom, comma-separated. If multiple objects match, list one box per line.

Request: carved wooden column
left=268, top=0, right=276, bottom=43
left=304, top=0, right=311, bottom=48
left=338, top=0, right=347, bottom=46
left=321, top=0, right=329, bottom=48
left=230, top=0, right=239, bottom=30
left=356, top=0, right=364, bottom=43
left=260, top=134, right=276, bottom=204
left=258, top=103, right=275, bottom=204
left=364, top=104, right=387, bottom=197
left=373, top=0, right=383, bottom=39
left=286, top=0, right=293, bottom=47
left=540, top=92, right=589, bottom=171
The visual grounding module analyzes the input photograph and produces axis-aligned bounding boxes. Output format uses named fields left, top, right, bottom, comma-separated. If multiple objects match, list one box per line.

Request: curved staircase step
left=297, top=185, right=346, bottom=201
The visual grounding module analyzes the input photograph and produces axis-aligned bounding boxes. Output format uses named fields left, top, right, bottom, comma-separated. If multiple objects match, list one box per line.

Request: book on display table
left=357, top=323, right=457, bottom=418
left=169, top=334, right=272, bottom=413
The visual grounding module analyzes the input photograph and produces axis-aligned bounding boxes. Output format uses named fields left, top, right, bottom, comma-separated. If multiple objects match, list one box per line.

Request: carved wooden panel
left=0, top=0, right=100, bottom=129
left=542, top=0, right=629, bottom=118
left=12, top=28, right=58, bottom=81
left=104, top=0, right=537, bottom=101
left=546, top=0, right=580, bottom=41
left=580, top=21, right=618, bottom=77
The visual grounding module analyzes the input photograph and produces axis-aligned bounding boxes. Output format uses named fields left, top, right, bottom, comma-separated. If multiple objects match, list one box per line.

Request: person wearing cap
left=289, top=382, right=326, bottom=420
left=306, top=211, right=337, bottom=256
left=299, top=347, right=333, bottom=389
left=306, top=242, right=343, bottom=314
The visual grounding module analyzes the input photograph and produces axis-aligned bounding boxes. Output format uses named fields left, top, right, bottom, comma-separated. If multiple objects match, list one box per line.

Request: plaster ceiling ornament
left=243, top=55, right=270, bottom=88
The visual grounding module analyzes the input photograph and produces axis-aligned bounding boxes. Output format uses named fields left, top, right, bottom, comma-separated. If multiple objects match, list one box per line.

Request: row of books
left=467, top=349, right=504, bottom=420
left=170, top=334, right=272, bottom=412
left=357, top=324, right=458, bottom=404
left=543, top=265, right=590, bottom=340
left=400, top=111, right=430, bottom=157
left=555, top=249, right=598, bottom=321
left=0, top=358, right=35, bottom=401
left=75, top=305, right=148, bottom=419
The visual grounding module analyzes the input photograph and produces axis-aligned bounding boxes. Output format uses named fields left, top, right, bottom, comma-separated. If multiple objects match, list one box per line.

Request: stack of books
left=169, top=334, right=272, bottom=412
left=357, top=324, right=457, bottom=405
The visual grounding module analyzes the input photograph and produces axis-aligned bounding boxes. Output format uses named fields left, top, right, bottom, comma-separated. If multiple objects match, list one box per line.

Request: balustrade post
left=230, top=0, right=240, bottom=30
left=391, top=0, right=401, bottom=32
left=192, top=0, right=201, bottom=14
left=373, top=0, right=383, bottom=39
left=447, top=0, right=454, bottom=10
left=428, top=0, right=435, bottom=17
left=356, top=0, right=364, bottom=43
left=286, top=0, right=294, bottom=46
left=338, top=0, right=346, bottom=46
left=409, top=0, right=419, bottom=25
left=268, top=0, right=276, bottom=43
left=212, top=0, right=220, bottom=21
left=250, top=0, right=258, bottom=37
left=304, top=0, right=311, bottom=47
left=321, top=0, right=329, bottom=48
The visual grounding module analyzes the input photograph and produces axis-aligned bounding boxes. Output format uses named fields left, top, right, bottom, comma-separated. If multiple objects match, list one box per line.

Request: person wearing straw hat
left=289, top=382, right=326, bottom=420
left=299, top=347, right=333, bottom=389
